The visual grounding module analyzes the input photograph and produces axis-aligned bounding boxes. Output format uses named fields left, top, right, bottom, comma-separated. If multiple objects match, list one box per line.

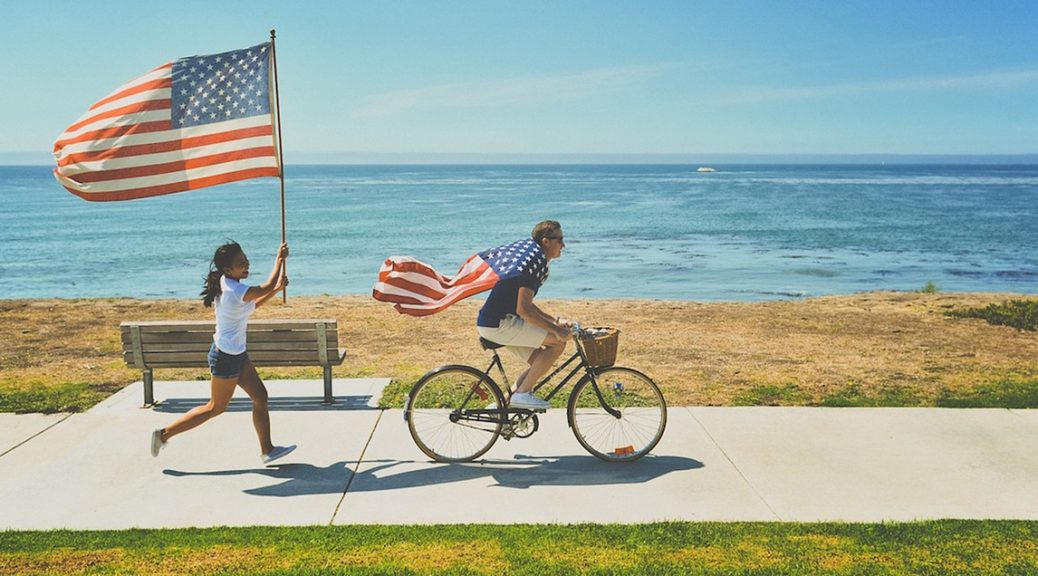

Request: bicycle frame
left=406, top=327, right=666, bottom=463
left=477, top=335, right=623, bottom=422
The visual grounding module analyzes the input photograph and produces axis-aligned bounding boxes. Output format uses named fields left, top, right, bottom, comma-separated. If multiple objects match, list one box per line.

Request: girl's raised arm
left=244, top=243, right=288, bottom=303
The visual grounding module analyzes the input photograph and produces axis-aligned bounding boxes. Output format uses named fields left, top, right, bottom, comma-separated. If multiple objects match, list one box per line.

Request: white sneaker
left=509, top=392, right=550, bottom=411
left=150, top=429, right=165, bottom=457
left=262, top=444, right=297, bottom=465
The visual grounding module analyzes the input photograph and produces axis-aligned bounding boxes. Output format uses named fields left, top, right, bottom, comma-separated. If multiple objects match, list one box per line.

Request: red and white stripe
left=372, top=254, right=500, bottom=316
left=53, top=62, right=279, bottom=202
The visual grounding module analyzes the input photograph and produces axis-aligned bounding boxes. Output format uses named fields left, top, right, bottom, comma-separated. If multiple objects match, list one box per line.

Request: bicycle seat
left=479, top=337, right=505, bottom=350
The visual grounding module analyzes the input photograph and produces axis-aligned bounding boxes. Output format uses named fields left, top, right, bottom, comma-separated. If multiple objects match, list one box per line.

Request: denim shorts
left=208, top=343, right=249, bottom=378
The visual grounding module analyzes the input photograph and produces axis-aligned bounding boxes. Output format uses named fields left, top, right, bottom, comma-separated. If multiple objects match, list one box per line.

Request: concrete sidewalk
left=1, top=378, right=1036, bottom=530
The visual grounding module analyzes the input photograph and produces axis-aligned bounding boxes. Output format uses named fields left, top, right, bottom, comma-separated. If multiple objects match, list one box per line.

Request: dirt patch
left=2, top=292, right=1036, bottom=408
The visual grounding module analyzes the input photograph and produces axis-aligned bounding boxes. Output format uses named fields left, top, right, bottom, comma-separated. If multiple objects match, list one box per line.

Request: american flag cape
left=373, top=238, right=549, bottom=316
left=53, top=42, right=280, bottom=202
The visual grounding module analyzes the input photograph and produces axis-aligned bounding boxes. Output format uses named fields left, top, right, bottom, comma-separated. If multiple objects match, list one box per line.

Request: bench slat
left=124, top=348, right=345, bottom=366
left=131, top=350, right=344, bottom=364
left=251, top=349, right=344, bottom=363
left=123, top=341, right=340, bottom=353
left=120, top=319, right=336, bottom=330
left=122, top=330, right=339, bottom=345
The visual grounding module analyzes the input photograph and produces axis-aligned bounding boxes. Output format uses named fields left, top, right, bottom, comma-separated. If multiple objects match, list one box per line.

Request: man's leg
left=513, top=337, right=566, bottom=394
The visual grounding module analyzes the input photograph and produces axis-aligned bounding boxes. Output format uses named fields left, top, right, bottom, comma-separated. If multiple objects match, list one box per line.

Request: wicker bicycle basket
left=579, top=327, right=620, bottom=367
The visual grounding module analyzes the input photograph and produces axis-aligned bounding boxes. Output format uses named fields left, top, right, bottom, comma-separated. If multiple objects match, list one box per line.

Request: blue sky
left=4, top=1, right=1038, bottom=163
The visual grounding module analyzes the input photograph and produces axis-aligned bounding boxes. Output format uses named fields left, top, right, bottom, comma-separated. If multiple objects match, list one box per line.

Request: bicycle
left=404, top=324, right=667, bottom=463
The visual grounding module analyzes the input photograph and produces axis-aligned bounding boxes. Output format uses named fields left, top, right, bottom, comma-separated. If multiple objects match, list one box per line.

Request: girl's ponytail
left=201, top=269, right=223, bottom=307
left=200, top=241, right=243, bottom=307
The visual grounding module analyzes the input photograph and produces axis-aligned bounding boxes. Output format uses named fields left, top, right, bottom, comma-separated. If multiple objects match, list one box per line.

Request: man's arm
left=515, top=287, right=568, bottom=340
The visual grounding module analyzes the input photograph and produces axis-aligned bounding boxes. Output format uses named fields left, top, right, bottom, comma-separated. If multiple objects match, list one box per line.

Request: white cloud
left=354, top=64, right=669, bottom=117
left=725, top=69, right=1038, bottom=104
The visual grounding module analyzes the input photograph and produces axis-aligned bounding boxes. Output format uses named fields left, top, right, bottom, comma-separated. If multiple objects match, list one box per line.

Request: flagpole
left=270, top=29, right=287, bottom=303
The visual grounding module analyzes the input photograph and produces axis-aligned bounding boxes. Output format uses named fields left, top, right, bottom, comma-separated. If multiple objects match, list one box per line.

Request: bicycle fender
left=566, top=365, right=653, bottom=428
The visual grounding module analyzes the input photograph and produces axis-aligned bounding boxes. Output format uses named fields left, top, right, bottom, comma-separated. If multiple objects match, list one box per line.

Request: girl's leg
left=235, top=360, right=274, bottom=455
left=160, top=376, right=238, bottom=442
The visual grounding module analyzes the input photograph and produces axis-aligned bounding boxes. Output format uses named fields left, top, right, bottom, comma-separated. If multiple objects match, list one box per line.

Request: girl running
left=151, top=241, right=295, bottom=464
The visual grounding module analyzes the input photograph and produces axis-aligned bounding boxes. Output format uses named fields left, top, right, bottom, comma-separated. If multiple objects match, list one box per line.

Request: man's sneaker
left=262, top=444, right=297, bottom=465
left=150, top=429, right=165, bottom=457
left=509, top=392, right=550, bottom=411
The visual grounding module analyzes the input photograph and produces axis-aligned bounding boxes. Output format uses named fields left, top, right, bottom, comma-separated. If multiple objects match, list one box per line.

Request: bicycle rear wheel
left=568, top=366, right=667, bottom=462
left=406, top=366, right=506, bottom=463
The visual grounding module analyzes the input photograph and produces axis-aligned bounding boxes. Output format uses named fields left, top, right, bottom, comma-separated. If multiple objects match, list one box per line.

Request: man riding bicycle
left=380, top=220, right=669, bottom=463
left=475, top=220, right=571, bottom=410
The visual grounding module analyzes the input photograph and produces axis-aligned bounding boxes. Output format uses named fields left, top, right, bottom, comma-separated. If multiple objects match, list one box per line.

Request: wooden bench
left=120, top=319, right=346, bottom=405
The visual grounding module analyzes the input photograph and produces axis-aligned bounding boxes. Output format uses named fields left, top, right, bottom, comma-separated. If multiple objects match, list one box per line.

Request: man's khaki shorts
left=477, top=314, right=548, bottom=362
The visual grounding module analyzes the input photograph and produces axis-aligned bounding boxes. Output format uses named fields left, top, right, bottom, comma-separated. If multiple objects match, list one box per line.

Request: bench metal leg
left=323, top=366, right=333, bottom=405
left=143, top=369, right=154, bottom=406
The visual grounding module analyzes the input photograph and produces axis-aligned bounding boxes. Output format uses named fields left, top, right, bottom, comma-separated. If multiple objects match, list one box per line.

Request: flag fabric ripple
left=373, top=238, right=549, bottom=316
left=53, top=42, right=280, bottom=202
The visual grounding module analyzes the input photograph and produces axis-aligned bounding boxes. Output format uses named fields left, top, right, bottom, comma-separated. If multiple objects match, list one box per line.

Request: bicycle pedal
left=511, top=408, right=546, bottom=414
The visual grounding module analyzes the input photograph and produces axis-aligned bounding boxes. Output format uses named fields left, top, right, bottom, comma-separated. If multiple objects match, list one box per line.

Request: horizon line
left=4, top=151, right=1038, bottom=166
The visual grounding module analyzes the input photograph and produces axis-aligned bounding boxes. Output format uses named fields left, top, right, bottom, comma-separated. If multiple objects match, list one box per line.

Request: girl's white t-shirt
left=213, top=275, right=255, bottom=354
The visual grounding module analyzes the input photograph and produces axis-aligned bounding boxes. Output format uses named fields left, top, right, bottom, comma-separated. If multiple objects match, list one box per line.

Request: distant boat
left=696, top=167, right=715, bottom=173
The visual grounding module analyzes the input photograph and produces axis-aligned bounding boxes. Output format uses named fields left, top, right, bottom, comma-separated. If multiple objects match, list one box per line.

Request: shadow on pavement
left=163, top=454, right=703, bottom=497
left=152, top=396, right=376, bottom=413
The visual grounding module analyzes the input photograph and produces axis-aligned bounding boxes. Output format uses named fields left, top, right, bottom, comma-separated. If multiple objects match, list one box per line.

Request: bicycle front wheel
left=406, top=366, right=506, bottom=463
left=568, top=366, right=667, bottom=462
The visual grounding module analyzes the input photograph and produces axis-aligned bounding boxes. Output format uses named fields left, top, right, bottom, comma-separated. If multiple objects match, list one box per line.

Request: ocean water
left=2, top=164, right=1038, bottom=301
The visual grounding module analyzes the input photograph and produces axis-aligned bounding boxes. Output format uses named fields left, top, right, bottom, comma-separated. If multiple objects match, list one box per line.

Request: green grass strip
left=2, top=521, right=1037, bottom=575
left=948, top=299, right=1038, bottom=331
left=0, top=382, right=109, bottom=414
left=937, top=379, right=1038, bottom=409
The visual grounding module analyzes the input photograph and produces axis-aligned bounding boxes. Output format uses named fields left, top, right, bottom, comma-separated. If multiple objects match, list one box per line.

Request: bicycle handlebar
left=569, top=322, right=609, bottom=340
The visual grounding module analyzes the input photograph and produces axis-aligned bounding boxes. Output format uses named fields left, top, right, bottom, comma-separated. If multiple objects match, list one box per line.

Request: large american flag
left=373, top=238, right=549, bottom=316
left=53, top=42, right=280, bottom=202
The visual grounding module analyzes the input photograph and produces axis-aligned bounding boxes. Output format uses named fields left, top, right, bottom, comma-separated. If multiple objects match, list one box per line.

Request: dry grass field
left=2, top=291, right=1037, bottom=412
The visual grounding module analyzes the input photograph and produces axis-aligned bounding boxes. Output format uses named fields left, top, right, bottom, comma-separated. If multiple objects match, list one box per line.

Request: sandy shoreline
left=2, top=291, right=1037, bottom=410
